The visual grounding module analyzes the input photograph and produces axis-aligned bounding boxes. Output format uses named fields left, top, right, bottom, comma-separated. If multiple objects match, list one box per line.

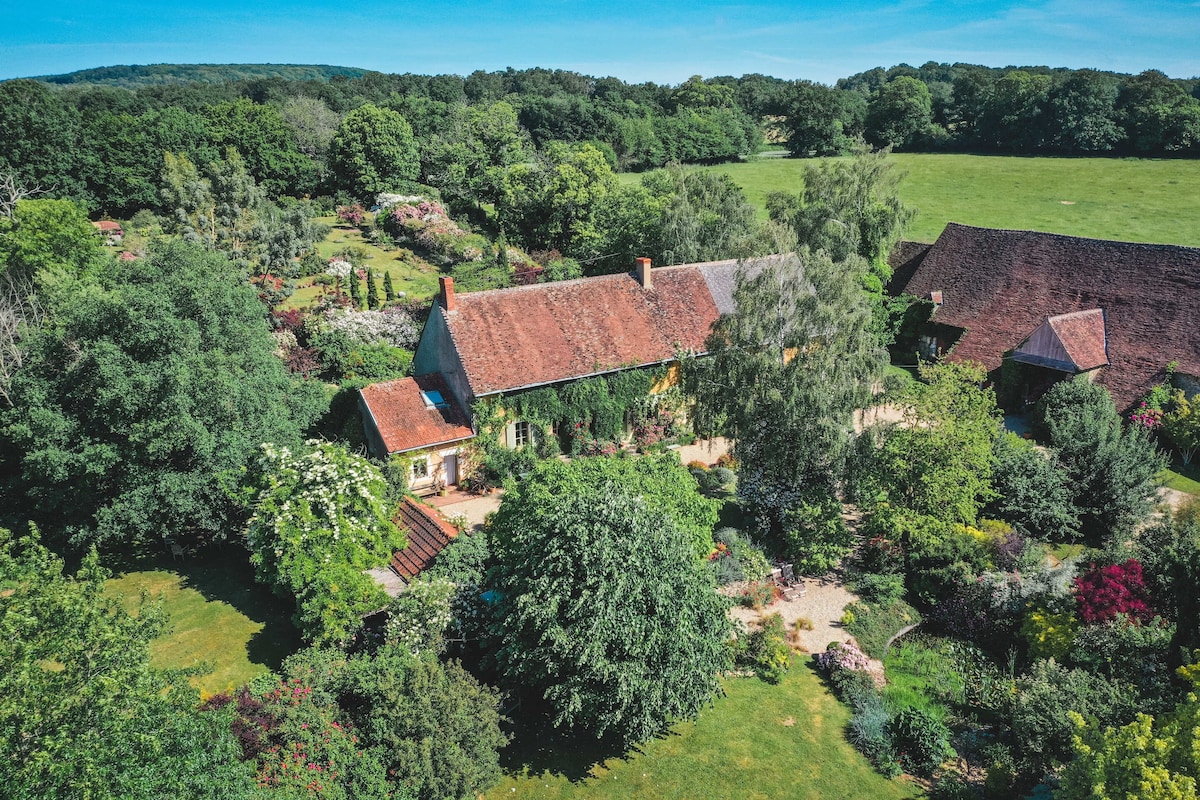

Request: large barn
left=893, top=222, right=1200, bottom=410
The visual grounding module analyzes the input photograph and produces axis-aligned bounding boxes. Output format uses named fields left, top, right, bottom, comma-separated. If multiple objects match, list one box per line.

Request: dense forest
left=32, top=63, right=369, bottom=88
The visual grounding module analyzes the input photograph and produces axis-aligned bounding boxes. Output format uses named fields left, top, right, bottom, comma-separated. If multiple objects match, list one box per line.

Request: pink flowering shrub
left=1130, top=401, right=1163, bottom=429
left=389, top=200, right=447, bottom=224
left=336, top=204, right=366, bottom=226
left=816, top=641, right=871, bottom=674
left=1075, top=559, right=1153, bottom=624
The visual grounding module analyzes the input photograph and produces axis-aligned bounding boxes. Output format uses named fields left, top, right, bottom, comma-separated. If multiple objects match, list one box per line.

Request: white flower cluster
left=324, top=307, right=421, bottom=349
left=325, top=258, right=353, bottom=278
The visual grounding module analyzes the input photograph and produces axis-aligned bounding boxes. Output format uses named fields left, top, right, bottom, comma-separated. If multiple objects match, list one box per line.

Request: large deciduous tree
left=858, top=362, right=1000, bottom=526
left=328, top=103, right=420, bottom=203
left=486, top=458, right=731, bottom=744
left=864, top=76, right=934, bottom=150
left=0, top=527, right=259, bottom=799
left=0, top=240, right=326, bottom=550
left=684, top=243, right=885, bottom=565
left=496, top=141, right=617, bottom=256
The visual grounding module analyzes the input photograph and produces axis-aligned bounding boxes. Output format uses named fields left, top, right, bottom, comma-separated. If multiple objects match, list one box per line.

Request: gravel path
left=728, top=577, right=860, bottom=654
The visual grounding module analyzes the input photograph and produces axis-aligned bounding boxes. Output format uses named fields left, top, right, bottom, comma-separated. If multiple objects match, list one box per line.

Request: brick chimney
left=635, top=257, right=652, bottom=289
left=439, top=276, right=457, bottom=312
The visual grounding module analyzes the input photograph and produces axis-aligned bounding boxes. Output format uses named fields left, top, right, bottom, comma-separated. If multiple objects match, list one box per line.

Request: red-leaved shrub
left=1074, top=559, right=1153, bottom=624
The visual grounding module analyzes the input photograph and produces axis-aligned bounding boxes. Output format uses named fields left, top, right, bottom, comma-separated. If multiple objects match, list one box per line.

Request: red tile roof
left=441, top=261, right=738, bottom=397
left=1049, top=310, right=1109, bottom=371
left=899, top=223, right=1200, bottom=409
left=390, top=497, right=457, bottom=582
left=93, top=220, right=123, bottom=232
left=359, top=374, right=474, bottom=454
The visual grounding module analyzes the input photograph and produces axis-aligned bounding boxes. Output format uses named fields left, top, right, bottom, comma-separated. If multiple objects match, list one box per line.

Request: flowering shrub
left=246, top=441, right=406, bottom=646
left=336, top=204, right=366, bottom=226
left=815, top=641, right=872, bottom=675
left=250, top=677, right=382, bottom=796
left=633, top=408, right=679, bottom=447
left=1130, top=400, right=1163, bottom=429
left=323, top=307, right=420, bottom=349
left=383, top=576, right=455, bottom=654
left=1075, top=559, right=1154, bottom=624
left=324, top=258, right=352, bottom=278
left=389, top=200, right=448, bottom=225
left=738, top=581, right=780, bottom=609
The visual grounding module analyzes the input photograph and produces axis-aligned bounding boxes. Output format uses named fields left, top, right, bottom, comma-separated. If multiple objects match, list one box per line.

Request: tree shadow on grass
left=174, top=547, right=302, bottom=673
left=497, top=701, right=666, bottom=784
left=109, top=545, right=302, bottom=676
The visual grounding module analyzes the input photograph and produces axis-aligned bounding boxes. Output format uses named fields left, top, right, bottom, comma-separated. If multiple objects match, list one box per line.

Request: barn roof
left=899, top=223, right=1200, bottom=409
left=440, top=260, right=740, bottom=397
left=359, top=374, right=474, bottom=455
left=1013, top=310, right=1109, bottom=373
left=390, top=497, right=458, bottom=583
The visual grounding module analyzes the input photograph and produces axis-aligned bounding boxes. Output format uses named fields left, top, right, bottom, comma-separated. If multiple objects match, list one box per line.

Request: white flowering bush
left=383, top=576, right=455, bottom=654
left=247, top=440, right=406, bottom=646
left=325, top=258, right=353, bottom=278
left=323, top=307, right=420, bottom=349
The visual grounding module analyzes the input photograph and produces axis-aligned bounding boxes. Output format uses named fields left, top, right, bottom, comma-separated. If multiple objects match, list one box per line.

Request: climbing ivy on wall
left=466, top=366, right=679, bottom=487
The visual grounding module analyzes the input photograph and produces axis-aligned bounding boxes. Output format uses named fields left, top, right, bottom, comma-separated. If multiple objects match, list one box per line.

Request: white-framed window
left=506, top=420, right=532, bottom=449
left=411, top=457, right=430, bottom=480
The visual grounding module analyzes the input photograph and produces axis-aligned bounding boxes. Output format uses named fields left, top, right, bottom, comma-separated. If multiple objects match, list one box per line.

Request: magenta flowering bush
left=1130, top=401, right=1162, bottom=429
left=1075, top=559, right=1153, bottom=624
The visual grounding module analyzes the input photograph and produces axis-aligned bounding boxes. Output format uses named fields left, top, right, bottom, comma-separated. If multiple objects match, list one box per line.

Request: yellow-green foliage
left=1021, top=607, right=1080, bottom=661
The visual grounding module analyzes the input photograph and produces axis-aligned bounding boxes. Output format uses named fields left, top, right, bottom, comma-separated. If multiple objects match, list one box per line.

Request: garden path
left=728, top=577, right=860, bottom=655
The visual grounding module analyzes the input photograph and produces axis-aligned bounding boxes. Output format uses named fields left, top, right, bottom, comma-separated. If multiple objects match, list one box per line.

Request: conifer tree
left=383, top=270, right=395, bottom=302
left=366, top=269, right=380, bottom=310
left=348, top=268, right=362, bottom=308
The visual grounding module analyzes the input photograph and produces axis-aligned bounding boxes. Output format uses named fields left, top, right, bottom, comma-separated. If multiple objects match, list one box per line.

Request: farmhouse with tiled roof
left=359, top=257, right=740, bottom=491
left=895, top=222, right=1200, bottom=409
left=357, top=373, right=474, bottom=494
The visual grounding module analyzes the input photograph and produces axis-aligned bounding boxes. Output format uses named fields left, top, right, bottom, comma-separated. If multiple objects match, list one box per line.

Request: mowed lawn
left=104, top=556, right=301, bottom=696
left=286, top=217, right=443, bottom=309
left=662, top=154, right=1200, bottom=247
left=486, top=660, right=920, bottom=800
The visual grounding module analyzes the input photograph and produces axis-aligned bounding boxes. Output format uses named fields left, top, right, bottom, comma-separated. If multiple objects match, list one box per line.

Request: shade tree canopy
left=0, top=526, right=259, bottom=799
left=329, top=103, right=421, bottom=202
left=485, top=457, right=731, bottom=744
left=0, top=240, right=326, bottom=550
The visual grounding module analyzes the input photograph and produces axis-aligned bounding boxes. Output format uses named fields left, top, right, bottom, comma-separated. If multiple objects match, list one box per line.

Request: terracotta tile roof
left=1049, top=310, right=1109, bottom=371
left=390, top=497, right=457, bottom=582
left=900, top=223, right=1200, bottom=410
left=440, top=261, right=739, bottom=397
left=93, top=220, right=123, bottom=232
left=359, top=374, right=474, bottom=454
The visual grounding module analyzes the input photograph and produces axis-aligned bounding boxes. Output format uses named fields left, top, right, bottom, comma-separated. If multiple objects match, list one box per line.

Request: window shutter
left=505, top=421, right=518, bottom=449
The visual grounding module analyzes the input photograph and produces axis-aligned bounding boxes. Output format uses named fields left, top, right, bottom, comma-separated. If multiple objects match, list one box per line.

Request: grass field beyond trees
left=676, top=154, right=1200, bottom=247
left=487, top=660, right=920, bottom=800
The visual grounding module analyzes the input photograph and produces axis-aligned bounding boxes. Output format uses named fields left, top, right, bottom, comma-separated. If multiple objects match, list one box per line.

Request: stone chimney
left=439, top=276, right=457, bottom=312
left=635, top=257, right=652, bottom=289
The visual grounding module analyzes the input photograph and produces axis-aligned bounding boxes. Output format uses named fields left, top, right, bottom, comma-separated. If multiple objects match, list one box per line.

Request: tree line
left=1, top=61, right=1197, bottom=220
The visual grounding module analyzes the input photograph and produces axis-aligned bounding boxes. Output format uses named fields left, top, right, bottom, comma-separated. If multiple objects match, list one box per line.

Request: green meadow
left=633, top=154, right=1200, bottom=247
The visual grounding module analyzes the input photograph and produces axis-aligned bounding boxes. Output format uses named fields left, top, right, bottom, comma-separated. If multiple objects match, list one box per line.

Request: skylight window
left=421, top=390, right=449, bottom=409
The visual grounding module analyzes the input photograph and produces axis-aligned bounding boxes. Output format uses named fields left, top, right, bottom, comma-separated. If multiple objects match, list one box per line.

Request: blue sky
left=1, top=1, right=1197, bottom=84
